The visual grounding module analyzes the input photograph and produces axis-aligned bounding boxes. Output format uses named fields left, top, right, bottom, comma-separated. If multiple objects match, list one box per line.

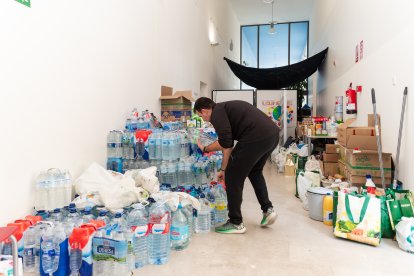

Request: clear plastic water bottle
left=82, top=207, right=95, bottom=223
left=127, top=203, right=149, bottom=268
left=177, top=161, right=186, bottom=187
left=167, top=162, right=178, bottom=189
left=41, top=228, right=61, bottom=275
left=206, top=187, right=216, bottom=227
left=66, top=208, right=82, bottom=228
left=107, top=131, right=123, bottom=172
left=50, top=208, right=63, bottom=222
left=214, top=184, right=228, bottom=224
left=182, top=204, right=194, bottom=239
left=69, top=244, right=82, bottom=276
left=155, top=133, right=162, bottom=160
left=195, top=194, right=211, bottom=233
left=23, top=226, right=38, bottom=273
left=184, top=160, right=193, bottom=186
left=162, top=133, right=170, bottom=161
left=62, top=170, right=73, bottom=207
left=148, top=201, right=171, bottom=265
left=170, top=204, right=190, bottom=251
left=194, top=162, right=203, bottom=188
left=111, top=211, right=127, bottom=232
left=160, top=161, right=168, bottom=185
left=112, top=230, right=129, bottom=276
left=92, top=227, right=105, bottom=276
left=148, top=133, right=157, bottom=160
left=96, top=209, right=110, bottom=225
left=122, top=131, right=135, bottom=160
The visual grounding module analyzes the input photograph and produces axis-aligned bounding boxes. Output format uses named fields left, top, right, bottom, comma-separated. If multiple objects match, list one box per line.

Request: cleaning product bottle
left=365, top=175, right=376, bottom=195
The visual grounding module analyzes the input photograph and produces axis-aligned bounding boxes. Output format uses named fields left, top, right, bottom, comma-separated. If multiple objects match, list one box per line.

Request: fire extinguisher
left=346, top=83, right=357, bottom=114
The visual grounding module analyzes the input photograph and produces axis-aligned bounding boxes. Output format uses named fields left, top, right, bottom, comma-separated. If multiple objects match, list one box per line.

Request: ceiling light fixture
left=269, top=1, right=276, bottom=35
left=263, top=0, right=274, bottom=4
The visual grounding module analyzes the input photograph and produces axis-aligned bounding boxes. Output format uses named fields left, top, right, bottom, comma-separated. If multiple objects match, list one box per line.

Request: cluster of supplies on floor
left=0, top=108, right=228, bottom=276
left=272, top=88, right=414, bottom=254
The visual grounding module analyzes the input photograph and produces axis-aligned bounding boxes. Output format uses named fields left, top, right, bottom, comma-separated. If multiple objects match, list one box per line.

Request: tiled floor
left=137, top=162, right=414, bottom=276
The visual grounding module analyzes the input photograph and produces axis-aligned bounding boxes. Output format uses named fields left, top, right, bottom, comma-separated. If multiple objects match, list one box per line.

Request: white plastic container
left=307, top=187, right=333, bottom=221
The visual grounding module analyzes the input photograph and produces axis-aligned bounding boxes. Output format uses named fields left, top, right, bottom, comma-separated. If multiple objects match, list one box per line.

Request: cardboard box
left=338, top=160, right=346, bottom=176
left=323, top=162, right=339, bottom=177
left=326, top=144, right=339, bottom=154
left=338, top=144, right=347, bottom=162
left=346, top=150, right=392, bottom=169
left=284, top=164, right=295, bottom=176
left=323, top=152, right=339, bottom=163
left=337, top=114, right=380, bottom=150
left=160, top=85, right=194, bottom=122
left=346, top=164, right=392, bottom=178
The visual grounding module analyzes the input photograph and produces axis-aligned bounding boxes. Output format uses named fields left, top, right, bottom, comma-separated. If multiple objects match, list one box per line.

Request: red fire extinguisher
left=346, top=83, right=357, bottom=114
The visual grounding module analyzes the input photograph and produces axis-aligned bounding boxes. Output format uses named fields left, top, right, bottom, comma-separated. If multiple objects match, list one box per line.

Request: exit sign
left=15, top=0, right=31, bottom=7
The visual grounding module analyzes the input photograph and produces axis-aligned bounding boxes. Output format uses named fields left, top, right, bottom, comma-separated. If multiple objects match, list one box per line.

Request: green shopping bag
left=386, top=191, right=414, bottom=230
left=379, top=196, right=394, bottom=239
left=359, top=187, right=396, bottom=239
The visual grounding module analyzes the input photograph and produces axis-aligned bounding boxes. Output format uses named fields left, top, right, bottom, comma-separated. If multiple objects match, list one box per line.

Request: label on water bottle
left=132, top=225, right=149, bottom=237
left=93, top=237, right=127, bottom=262
left=149, top=223, right=170, bottom=235
left=216, top=203, right=227, bottom=211
left=107, top=143, right=121, bottom=148
left=24, top=247, right=34, bottom=257
left=170, top=225, right=189, bottom=241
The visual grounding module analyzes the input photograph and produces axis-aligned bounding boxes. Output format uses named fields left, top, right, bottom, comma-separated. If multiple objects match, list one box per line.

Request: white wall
left=309, top=0, right=414, bottom=190
left=0, top=0, right=240, bottom=225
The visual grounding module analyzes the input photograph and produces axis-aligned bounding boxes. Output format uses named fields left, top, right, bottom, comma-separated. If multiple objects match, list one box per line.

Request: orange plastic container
left=25, top=215, right=42, bottom=225
left=323, top=195, right=334, bottom=226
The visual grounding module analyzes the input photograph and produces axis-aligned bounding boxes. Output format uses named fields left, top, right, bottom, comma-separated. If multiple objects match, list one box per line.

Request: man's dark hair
left=193, top=97, right=216, bottom=113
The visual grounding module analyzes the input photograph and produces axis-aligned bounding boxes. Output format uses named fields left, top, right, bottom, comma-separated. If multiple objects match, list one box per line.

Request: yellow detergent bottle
left=323, top=195, right=333, bottom=226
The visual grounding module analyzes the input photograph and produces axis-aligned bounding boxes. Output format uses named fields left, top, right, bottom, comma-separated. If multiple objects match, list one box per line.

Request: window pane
left=259, top=24, right=289, bottom=68
left=290, top=22, right=308, bottom=64
left=241, top=26, right=258, bottom=89
left=241, top=26, right=258, bottom=68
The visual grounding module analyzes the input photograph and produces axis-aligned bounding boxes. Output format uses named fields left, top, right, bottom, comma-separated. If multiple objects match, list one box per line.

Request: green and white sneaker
left=260, top=207, right=278, bottom=227
left=215, top=220, right=246, bottom=234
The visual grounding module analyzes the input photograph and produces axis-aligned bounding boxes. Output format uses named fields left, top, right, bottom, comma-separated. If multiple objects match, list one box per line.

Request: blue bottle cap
left=69, top=208, right=77, bottom=213
left=53, top=208, right=60, bottom=213
left=114, top=212, right=122, bottom=218
left=99, top=210, right=108, bottom=216
left=69, top=203, right=76, bottom=209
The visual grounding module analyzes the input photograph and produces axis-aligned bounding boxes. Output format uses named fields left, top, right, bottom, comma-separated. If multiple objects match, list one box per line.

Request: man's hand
left=197, top=138, right=204, bottom=151
left=217, top=170, right=224, bottom=182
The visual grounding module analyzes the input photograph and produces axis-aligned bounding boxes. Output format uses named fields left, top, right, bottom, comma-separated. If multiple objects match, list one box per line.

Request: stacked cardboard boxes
left=322, top=144, right=339, bottom=177
left=337, top=114, right=392, bottom=187
left=159, top=86, right=194, bottom=123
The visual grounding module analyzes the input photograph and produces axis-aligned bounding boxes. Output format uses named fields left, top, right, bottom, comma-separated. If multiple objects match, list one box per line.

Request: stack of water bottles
left=3, top=181, right=228, bottom=275
left=35, top=168, right=73, bottom=211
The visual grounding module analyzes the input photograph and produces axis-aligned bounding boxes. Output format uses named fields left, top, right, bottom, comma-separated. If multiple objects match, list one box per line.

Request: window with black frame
left=240, top=21, right=309, bottom=108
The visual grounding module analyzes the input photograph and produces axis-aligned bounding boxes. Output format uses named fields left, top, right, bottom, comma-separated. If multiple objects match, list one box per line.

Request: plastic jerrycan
left=69, top=224, right=96, bottom=276
left=6, top=222, right=27, bottom=256
left=323, top=194, right=334, bottom=226
left=25, top=215, right=43, bottom=225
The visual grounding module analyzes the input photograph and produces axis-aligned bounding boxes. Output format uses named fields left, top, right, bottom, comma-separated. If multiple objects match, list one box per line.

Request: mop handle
left=394, top=87, right=408, bottom=187
left=371, top=88, right=385, bottom=189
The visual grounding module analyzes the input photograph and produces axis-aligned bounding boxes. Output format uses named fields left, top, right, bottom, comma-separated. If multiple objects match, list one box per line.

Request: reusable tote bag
left=386, top=190, right=414, bottom=230
left=334, top=192, right=381, bottom=246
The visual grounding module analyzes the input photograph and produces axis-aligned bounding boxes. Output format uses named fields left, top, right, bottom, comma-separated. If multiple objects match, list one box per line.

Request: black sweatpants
left=225, top=133, right=279, bottom=225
